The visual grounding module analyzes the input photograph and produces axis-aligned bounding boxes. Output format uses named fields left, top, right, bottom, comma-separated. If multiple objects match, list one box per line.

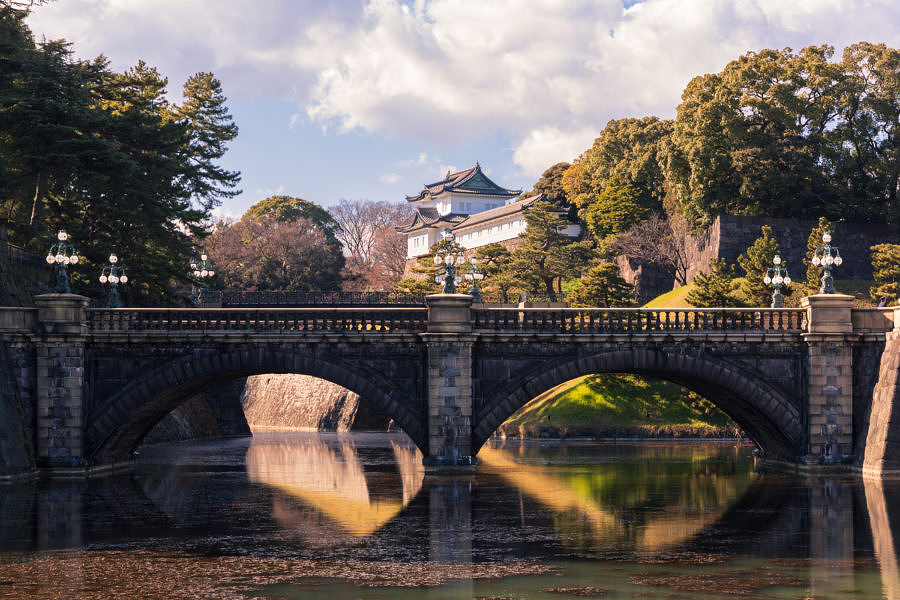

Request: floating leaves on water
left=0, top=549, right=560, bottom=599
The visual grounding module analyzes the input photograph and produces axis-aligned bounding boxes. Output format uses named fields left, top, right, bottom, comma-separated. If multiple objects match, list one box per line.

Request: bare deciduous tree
left=611, top=212, right=691, bottom=285
left=368, top=227, right=409, bottom=289
left=330, top=199, right=414, bottom=290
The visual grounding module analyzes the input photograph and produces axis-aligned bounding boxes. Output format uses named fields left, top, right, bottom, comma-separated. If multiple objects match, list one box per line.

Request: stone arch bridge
left=1, top=293, right=899, bottom=477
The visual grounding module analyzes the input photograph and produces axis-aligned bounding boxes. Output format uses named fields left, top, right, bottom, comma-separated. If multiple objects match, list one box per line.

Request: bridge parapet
left=0, top=307, right=37, bottom=333
left=472, top=307, right=806, bottom=333
left=86, top=307, right=428, bottom=333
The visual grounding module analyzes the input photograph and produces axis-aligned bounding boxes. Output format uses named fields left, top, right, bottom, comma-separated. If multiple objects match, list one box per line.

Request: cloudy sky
left=25, top=0, right=900, bottom=217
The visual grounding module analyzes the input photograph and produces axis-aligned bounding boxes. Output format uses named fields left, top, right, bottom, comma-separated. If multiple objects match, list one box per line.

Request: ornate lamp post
left=432, top=236, right=466, bottom=294
left=190, top=251, right=215, bottom=304
left=811, top=232, right=843, bottom=294
left=45, top=230, right=79, bottom=293
left=463, top=257, right=484, bottom=302
left=763, top=254, right=791, bottom=308
left=99, top=253, right=128, bottom=308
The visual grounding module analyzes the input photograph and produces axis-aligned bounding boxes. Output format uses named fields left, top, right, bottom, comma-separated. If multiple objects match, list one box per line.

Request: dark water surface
left=1, top=433, right=898, bottom=599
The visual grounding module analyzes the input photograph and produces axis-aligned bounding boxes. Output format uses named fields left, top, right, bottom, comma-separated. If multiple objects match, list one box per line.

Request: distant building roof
left=396, top=208, right=468, bottom=233
left=405, top=163, right=521, bottom=202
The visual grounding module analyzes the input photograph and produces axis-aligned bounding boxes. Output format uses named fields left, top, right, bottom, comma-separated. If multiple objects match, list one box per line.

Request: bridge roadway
left=0, top=293, right=899, bottom=477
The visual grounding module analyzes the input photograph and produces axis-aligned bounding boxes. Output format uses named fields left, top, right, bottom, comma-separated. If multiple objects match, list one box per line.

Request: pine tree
left=870, top=243, right=900, bottom=303
left=567, top=262, right=634, bottom=307
left=804, top=216, right=833, bottom=292
left=173, top=72, right=241, bottom=211
left=738, top=225, right=789, bottom=306
left=508, top=201, right=593, bottom=301
left=686, top=258, right=745, bottom=307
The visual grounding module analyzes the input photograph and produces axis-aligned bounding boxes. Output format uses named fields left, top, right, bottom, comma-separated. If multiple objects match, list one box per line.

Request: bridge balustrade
left=471, top=307, right=807, bottom=333
left=87, top=307, right=428, bottom=333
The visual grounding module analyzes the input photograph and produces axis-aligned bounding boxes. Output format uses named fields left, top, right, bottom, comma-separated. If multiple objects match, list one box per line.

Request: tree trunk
left=26, top=171, right=46, bottom=244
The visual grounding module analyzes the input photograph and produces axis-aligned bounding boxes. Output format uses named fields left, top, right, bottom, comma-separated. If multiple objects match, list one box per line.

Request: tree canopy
left=0, top=7, right=240, bottom=304
left=565, top=43, right=900, bottom=232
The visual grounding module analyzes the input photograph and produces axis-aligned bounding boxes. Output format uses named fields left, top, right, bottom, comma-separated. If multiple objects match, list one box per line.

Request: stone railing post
left=801, top=294, right=856, bottom=464
left=33, top=293, right=90, bottom=470
left=423, top=294, right=475, bottom=468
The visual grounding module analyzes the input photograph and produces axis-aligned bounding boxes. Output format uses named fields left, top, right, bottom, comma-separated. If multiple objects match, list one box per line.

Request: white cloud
left=437, top=165, right=458, bottom=179
left=400, top=152, right=429, bottom=167
left=27, top=0, right=900, bottom=178
left=256, top=185, right=286, bottom=199
left=513, top=127, right=595, bottom=177
left=380, top=172, right=401, bottom=183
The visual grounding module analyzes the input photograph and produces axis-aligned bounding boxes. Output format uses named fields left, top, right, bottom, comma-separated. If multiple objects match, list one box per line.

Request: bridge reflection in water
left=245, top=434, right=423, bottom=538
left=3, top=435, right=900, bottom=599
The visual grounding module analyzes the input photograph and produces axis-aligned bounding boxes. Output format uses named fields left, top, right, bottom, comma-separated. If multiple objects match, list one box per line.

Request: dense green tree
left=665, top=46, right=844, bottom=226
left=804, top=217, right=834, bottom=292
left=474, top=242, right=518, bottom=302
left=562, top=116, right=671, bottom=236
left=525, top=162, right=571, bottom=206
left=245, top=195, right=341, bottom=246
left=567, top=262, right=634, bottom=307
left=507, top=201, right=593, bottom=301
left=663, top=43, right=900, bottom=228
left=737, top=225, right=789, bottom=306
left=870, top=244, right=900, bottom=303
left=686, top=258, right=745, bottom=308
left=173, top=72, right=240, bottom=211
left=581, top=172, right=651, bottom=239
left=0, top=9, right=242, bottom=304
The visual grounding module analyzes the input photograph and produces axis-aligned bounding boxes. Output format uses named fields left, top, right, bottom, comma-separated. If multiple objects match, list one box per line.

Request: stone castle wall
left=241, top=374, right=390, bottom=432
left=624, top=215, right=899, bottom=299
left=684, top=215, right=897, bottom=284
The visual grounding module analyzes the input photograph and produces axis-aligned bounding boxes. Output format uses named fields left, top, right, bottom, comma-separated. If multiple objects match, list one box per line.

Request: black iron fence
left=201, top=290, right=427, bottom=307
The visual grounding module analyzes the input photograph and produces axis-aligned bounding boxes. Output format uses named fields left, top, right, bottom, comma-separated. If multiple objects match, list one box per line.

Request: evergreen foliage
left=567, top=262, right=634, bottom=307
left=870, top=244, right=900, bottom=303
left=474, top=243, right=518, bottom=303
left=0, top=7, right=240, bottom=304
left=685, top=258, right=745, bottom=308
left=804, top=217, right=834, bottom=292
left=507, top=201, right=593, bottom=301
left=737, top=225, right=789, bottom=306
left=562, top=117, right=671, bottom=237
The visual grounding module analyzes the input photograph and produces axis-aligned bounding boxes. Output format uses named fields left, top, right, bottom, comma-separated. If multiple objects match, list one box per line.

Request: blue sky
left=25, top=0, right=900, bottom=218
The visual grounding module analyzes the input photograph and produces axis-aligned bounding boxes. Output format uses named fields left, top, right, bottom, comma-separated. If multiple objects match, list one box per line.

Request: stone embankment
left=142, top=375, right=390, bottom=445
left=242, top=374, right=390, bottom=432
left=143, top=380, right=251, bottom=445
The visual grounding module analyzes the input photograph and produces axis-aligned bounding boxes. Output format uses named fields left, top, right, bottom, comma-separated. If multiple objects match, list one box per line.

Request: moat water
left=0, top=433, right=898, bottom=599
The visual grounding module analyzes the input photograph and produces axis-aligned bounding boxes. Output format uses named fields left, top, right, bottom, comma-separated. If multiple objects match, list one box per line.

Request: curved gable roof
left=405, top=163, right=521, bottom=202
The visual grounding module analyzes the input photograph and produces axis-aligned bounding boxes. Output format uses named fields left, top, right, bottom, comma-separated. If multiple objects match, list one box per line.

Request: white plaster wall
left=457, top=217, right=527, bottom=249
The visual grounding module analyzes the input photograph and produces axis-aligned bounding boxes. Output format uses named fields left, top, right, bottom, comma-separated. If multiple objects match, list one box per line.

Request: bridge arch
left=473, top=348, right=804, bottom=460
left=86, top=348, right=425, bottom=464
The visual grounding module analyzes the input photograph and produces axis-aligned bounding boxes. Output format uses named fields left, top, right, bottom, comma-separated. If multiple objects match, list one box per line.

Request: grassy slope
left=641, top=284, right=696, bottom=308
left=499, top=373, right=739, bottom=438
left=497, top=284, right=739, bottom=438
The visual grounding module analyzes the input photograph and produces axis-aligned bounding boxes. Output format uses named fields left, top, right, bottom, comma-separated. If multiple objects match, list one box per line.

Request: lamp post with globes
left=45, top=230, right=79, bottom=293
left=432, top=238, right=467, bottom=294
left=99, top=254, right=128, bottom=308
left=811, top=232, right=843, bottom=294
left=190, top=251, right=215, bottom=304
left=463, top=257, right=484, bottom=302
left=763, top=254, right=791, bottom=308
